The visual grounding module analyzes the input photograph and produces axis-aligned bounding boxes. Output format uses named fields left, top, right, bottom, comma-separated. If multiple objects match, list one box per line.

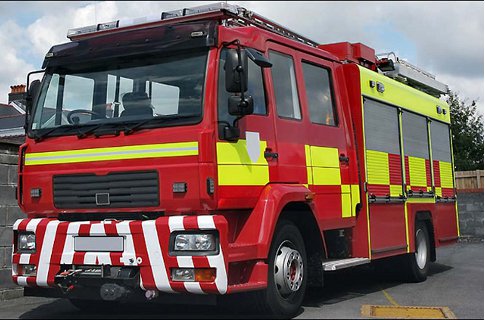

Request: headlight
left=18, top=232, right=36, bottom=252
left=172, top=233, right=218, bottom=254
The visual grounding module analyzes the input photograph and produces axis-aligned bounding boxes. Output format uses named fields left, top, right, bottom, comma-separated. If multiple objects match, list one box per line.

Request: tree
left=447, top=91, right=484, bottom=171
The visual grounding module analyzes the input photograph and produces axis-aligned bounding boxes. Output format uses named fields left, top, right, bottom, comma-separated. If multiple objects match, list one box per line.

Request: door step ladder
left=322, top=258, right=370, bottom=271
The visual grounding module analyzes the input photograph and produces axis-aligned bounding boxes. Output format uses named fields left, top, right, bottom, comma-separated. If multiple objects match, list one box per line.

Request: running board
left=322, top=258, right=370, bottom=271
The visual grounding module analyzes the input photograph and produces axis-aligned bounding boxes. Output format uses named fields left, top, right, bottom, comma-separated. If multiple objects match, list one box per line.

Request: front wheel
left=251, top=220, right=308, bottom=317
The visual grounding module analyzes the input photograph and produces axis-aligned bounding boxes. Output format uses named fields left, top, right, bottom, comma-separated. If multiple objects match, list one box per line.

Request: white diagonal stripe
left=142, top=220, right=173, bottom=293
left=36, top=221, right=60, bottom=287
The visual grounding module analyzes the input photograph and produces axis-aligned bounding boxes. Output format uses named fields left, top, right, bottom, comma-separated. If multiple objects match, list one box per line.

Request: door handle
left=264, top=148, right=279, bottom=160
left=339, top=154, right=349, bottom=164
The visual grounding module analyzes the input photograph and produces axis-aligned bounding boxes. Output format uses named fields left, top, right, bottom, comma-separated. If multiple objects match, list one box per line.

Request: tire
left=249, top=220, right=308, bottom=317
left=404, top=221, right=431, bottom=282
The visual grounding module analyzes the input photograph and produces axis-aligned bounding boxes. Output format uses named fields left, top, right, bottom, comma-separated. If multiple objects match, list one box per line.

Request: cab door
left=295, top=51, right=355, bottom=226
left=216, top=48, right=277, bottom=208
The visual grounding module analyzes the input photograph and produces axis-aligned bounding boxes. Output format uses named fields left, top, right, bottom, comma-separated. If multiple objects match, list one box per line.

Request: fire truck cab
left=13, top=3, right=458, bottom=317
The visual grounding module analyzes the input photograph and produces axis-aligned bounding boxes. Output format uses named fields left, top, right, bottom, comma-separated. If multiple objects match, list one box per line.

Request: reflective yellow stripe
left=24, top=142, right=198, bottom=166
left=439, top=161, right=453, bottom=188
left=305, top=145, right=313, bottom=185
left=216, top=140, right=267, bottom=165
left=216, top=140, right=269, bottom=186
left=408, top=156, right=427, bottom=187
left=312, top=167, right=341, bottom=185
left=310, top=146, right=339, bottom=167
left=217, top=165, right=269, bottom=186
left=366, top=150, right=390, bottom=185
left=341, top=192, right=352, bottom=218
left=350, top=184, right=360, bottom=217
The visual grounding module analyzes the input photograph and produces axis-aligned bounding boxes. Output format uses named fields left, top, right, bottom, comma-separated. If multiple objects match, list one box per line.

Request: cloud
left=0, top=20, right=35, bottom=103
left=0, top=1, right=482, bottom=115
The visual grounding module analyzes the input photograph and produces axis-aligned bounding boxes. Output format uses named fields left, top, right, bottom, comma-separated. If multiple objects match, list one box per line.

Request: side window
left=302, top=61, right=336, bottom=126
left=269, top=51, right=301, bottom=120
left=430, top=121, right=452, bottom=162
left=218, top=48, right=267, bottom=126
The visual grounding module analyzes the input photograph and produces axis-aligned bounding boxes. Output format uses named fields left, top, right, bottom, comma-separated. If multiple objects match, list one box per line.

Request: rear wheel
left=404, top=221, right=431, bottom=282
left=250, top=220, right=308, bottom=317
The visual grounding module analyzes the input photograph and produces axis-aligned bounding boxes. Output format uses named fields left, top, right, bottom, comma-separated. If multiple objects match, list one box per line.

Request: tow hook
left=145, top=289, right=159, bottom=301
left=100, top=283, right=132, bottom=301
left=56, top=269, right=82, bottom=294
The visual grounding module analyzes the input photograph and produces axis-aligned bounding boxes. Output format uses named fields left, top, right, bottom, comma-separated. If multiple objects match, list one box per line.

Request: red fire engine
left=12, top=3, right=458, bottom=316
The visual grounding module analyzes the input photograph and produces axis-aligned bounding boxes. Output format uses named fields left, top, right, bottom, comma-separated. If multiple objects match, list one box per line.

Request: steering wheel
left=67, top=109, right=107, bottom=124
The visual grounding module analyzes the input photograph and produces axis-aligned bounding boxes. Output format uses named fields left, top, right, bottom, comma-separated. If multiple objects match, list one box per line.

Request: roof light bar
left=67, top=2, right=240, bottom=40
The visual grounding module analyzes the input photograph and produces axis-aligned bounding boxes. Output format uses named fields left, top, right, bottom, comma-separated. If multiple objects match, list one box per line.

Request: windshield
left=31, top=51, right=208, bottom=134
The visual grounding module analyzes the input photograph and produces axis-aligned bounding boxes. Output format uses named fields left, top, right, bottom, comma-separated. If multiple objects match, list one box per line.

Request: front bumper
left=12, top=215, right=228, bottom=295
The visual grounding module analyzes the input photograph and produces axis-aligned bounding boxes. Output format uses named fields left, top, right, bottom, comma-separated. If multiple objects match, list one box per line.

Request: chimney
left=8, top=84, right=27, bottom=104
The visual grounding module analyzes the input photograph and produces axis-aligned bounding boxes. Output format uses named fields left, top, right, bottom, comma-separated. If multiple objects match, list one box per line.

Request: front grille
left=53, top=171, right=159, bottom=209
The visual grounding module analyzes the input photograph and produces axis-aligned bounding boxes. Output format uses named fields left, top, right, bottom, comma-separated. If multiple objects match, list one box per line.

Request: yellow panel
left=341, top=193, right=352, bottom=218
left=390, top=185, right=402, bottom=197
left=306, top=167, right=313, bottom=185
left=216, top=140, right=267, bottom=165
left=408, top=156, right=427, bottom=187
left=440, top=161, right=454, bottom=188
left=309, top=146, right=339, bottom=168
left=217, top=164, right=269, bottom=186
left=304, top=145, right=312, bottom=167
left=351, top=184, right=360, bottom=217
left=341, top=185, right=350, bottom=193
left=366, top=150, right=389, bottom=185
left=313, top=167, right=341, bottom=185
left=435, top=187, right=442, bottom=197
left=359, top=66, right=450, bottom=123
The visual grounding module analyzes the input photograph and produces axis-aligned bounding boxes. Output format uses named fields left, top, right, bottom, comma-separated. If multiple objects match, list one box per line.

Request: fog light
left=173, top=182, right=187, bottom=193
left=19, top=264, right=37, bottom=276
left=30, top=188, right=41, bottom=198
left=171, top=268, right=216, bottom=282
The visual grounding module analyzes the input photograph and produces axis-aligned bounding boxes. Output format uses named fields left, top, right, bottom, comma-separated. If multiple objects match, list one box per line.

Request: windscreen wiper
left=123, top=114, right=199, bottom=135
left=32, top=125, right=72, bottom=142
left=76, top=123, right=116, bottom=139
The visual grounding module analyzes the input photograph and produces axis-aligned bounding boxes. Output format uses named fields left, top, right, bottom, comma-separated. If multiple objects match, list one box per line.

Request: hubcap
left=415, top=229, right=427, bottom=269
left=274, top=241, right=304, bottom=297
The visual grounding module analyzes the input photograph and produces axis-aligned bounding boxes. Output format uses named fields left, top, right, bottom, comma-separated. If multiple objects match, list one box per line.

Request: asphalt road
left=0, top=242, right=482, bottom=319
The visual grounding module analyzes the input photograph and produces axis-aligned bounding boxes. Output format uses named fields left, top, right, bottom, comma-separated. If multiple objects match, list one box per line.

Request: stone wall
left=0, top=144, right=21, bottom=289
left=457, top=191, right=484, bottom=238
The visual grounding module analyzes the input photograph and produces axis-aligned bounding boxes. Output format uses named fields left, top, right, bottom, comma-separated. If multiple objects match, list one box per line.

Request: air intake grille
left=53, top=171, right=159, bottom=209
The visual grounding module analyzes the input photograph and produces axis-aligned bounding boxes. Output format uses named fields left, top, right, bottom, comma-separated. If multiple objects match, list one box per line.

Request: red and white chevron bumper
left=12, top=215, right=228, bottom=295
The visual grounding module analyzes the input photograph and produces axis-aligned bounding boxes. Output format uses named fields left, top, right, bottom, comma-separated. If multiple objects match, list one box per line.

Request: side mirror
left=27, top=80, right=41, bottom=111
left=228, top=95, right=253, bottom=116
left=25, top=80, right=41, bottom=129
left=225, top=49, right=248, bottom=93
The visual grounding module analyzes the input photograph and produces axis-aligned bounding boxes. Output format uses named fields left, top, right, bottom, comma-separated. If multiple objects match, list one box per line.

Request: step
left=322, top=258, right=370, bottom=271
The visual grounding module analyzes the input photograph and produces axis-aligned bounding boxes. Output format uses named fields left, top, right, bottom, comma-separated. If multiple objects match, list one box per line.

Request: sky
left=0, top=1, right=483, bottom=113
